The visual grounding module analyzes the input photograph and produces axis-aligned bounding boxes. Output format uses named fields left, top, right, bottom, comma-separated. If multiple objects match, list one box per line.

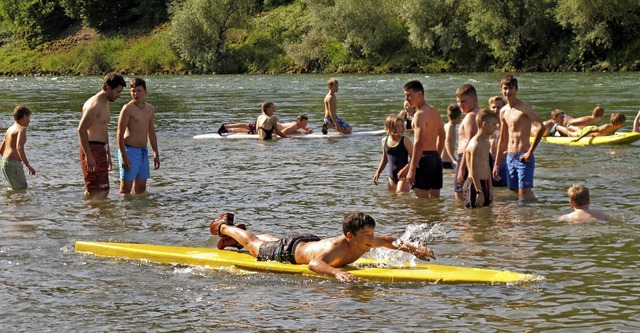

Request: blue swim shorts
left=324, top=116, right=351, bottom=130
left=506, top=152, right=534, bottom=190
left=118, top=146, right=150, bottom=181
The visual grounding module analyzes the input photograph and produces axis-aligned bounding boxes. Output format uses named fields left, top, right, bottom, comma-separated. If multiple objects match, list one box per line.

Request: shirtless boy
left=464, top=109, right=499, bottom=208
left=488, top=96, right=507, bottom=187
left=78, top=72, right=126, bottom=199
left=116, top=78, right=160, bottom=195
left=210, top=211, right=436, bottom=282
left=1, top=105, right=35, bottom=190
left=454, top=84, right=480, bottom=201
left=535, top=109, right=566, bottom=137
left=441, top=104, right=461, bottom=170
left=278, top=114, right=313, bottom=136
left=492, top=75, right=544, bottom=199
left=256, top=100, right=287, bottom=140
left=561, top=105, right=605, bottom=129
left=569, top=113, right=626, bottom=142
left=559, top=184, right=609, bottom=223
left=397, top=80, right=445, bottom=199
left=398, top=100, right=416, bottom=132
left=322, top=78, right=352, bottom=135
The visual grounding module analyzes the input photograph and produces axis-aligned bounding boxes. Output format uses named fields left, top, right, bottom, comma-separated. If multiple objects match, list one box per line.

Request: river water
left=1, top=73, right=639, bottom=332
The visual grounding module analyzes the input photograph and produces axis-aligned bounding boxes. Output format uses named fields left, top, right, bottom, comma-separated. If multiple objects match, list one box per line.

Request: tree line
left=0, top=0, right=638, bottom=74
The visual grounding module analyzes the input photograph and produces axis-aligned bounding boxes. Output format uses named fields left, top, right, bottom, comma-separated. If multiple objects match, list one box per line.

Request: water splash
left=365, top=223, right=446, bottom=266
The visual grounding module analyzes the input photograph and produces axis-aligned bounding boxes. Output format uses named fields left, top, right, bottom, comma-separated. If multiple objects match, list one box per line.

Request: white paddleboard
left=194, top=130, right=386, bottom=140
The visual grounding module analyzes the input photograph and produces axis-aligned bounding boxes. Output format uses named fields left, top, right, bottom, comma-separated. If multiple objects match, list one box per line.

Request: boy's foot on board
left=321, top=122, right=328, bottom=135
left=216, top=224, right=246, bottom=250
left=210, top=213, right=235, bottom=236
left=217, top=124, right=228, bottom=136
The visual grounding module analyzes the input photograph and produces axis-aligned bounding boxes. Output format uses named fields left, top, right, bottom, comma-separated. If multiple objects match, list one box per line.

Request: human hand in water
left=335, top=271, right=358, bottom=282
left=414, top=246, right=436, bottom=261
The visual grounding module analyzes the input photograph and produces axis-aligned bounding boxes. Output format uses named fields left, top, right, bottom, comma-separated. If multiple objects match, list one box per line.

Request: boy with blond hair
left=1, top=105, right=36, bottom=190
left=454, top=84, right=480, bottom=201
left=322, top=78, right=352, bottom=134
left=567, top=113, right=626, bottom=142
left=559, top=184, right=609, bottom=222
left=464, top=109, right=499, bottom=208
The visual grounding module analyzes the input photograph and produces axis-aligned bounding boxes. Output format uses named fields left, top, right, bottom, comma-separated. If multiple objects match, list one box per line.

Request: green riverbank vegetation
left=0, top=0, right=638, bottom=75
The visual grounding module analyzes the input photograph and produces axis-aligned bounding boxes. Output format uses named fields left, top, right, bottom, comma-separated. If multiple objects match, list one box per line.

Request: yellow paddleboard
left=75, top=241, right=542, bottom=284
left=533, top=132, right=640, bottom=146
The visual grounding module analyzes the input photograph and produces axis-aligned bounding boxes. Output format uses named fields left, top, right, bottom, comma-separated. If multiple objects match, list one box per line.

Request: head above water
left=383, top=114, right=402, bottom=135
left=488, top=96, right=506, bottom=111
left=610, top=112, right=625, bottom=126
left=102, top=72, right=126, bottom=91
left=500, top=75, right=518, bottom=90
left=403, top=80, right=424, bottom=94
left=13, top=105, right=32, bottom=121
left=551, top=109, right=565, bottom=121
left=261, top=100, right=274, bottom=114
left=447, top=104, right=462, bottom=121
left=130, top=77, right=147, bottom=91
left=567, top=184, right=590, bottom=208
left=455, top=84, right=477, bottom=99
left=327, top=78, right=339, bottom=88
left=342, top=211, right=376, bottom=236
left=592, top=105, right=605, bottom=118
left=476, top=108, right=499, bottom=129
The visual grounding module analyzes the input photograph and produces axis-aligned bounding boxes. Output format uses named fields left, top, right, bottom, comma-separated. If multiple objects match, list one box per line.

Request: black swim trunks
left=413, top=151, right=443, bottom=190
left=257, top=233, right=320, bottom=264
left=463, top=179, right=492, bottom=208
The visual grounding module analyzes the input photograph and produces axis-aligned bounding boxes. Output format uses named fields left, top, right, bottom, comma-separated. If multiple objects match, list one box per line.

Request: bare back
left=457, top=110, right=478, bottom=154
left=294, top=236, right=366, bottom=267
left=502, top=100, right=539, bottom=153
left=119, top=101, right=155, bottom=147
left=2, top=124, right=26, bottom=160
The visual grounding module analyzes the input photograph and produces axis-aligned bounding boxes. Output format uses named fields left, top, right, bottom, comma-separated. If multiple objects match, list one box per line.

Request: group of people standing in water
left=371, top=75, right=617, bottom=223
left=1, top=72, right=160, bottom=200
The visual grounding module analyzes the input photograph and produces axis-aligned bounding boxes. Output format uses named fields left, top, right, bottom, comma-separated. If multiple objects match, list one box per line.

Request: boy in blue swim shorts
left=117, top=78, right=160, bottom=194
left=492, top=75, right=544, bottom=199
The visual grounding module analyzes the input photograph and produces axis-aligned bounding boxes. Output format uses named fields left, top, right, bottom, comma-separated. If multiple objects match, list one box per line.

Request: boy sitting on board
left=210, top=211, right=436, bottom=282
left=464, top=109, right=499, bottom=208
left=566, top=113, right=626, bottom=142
left=559, top=184, right=609, bottom=223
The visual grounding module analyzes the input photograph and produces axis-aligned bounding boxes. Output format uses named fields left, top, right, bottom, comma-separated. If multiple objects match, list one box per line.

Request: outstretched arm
left=375, top=234, right=436, bottom=261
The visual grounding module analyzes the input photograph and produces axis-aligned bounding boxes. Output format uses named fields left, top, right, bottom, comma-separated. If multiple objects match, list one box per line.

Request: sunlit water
left=1, top=73, right=639, bottom=332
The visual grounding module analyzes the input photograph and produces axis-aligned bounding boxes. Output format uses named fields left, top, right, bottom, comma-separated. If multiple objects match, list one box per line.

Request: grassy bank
left=0, top=25, right=186, bottom=76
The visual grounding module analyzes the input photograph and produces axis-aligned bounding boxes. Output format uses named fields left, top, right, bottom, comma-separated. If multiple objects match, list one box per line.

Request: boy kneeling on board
left=210, top=211, right=436, bottom=282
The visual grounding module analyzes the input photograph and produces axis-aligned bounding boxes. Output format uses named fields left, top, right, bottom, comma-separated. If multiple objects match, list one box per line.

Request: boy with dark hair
left=398, top=80, right=445, bottom=199
left=492, top=75, right=544, bottom=199
left=210, top=211, right=436, bottom=282
left=79, top=72, right=126, bottom=199
left=1, top=105, right=36, bottom=190
left=442, top=104, right=461, bottom=170
left=117, top=77, right=160, bottom=195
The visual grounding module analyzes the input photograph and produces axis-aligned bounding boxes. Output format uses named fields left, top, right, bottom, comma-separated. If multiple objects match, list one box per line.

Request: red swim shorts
left=79, top=142, right=110, bottom=194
